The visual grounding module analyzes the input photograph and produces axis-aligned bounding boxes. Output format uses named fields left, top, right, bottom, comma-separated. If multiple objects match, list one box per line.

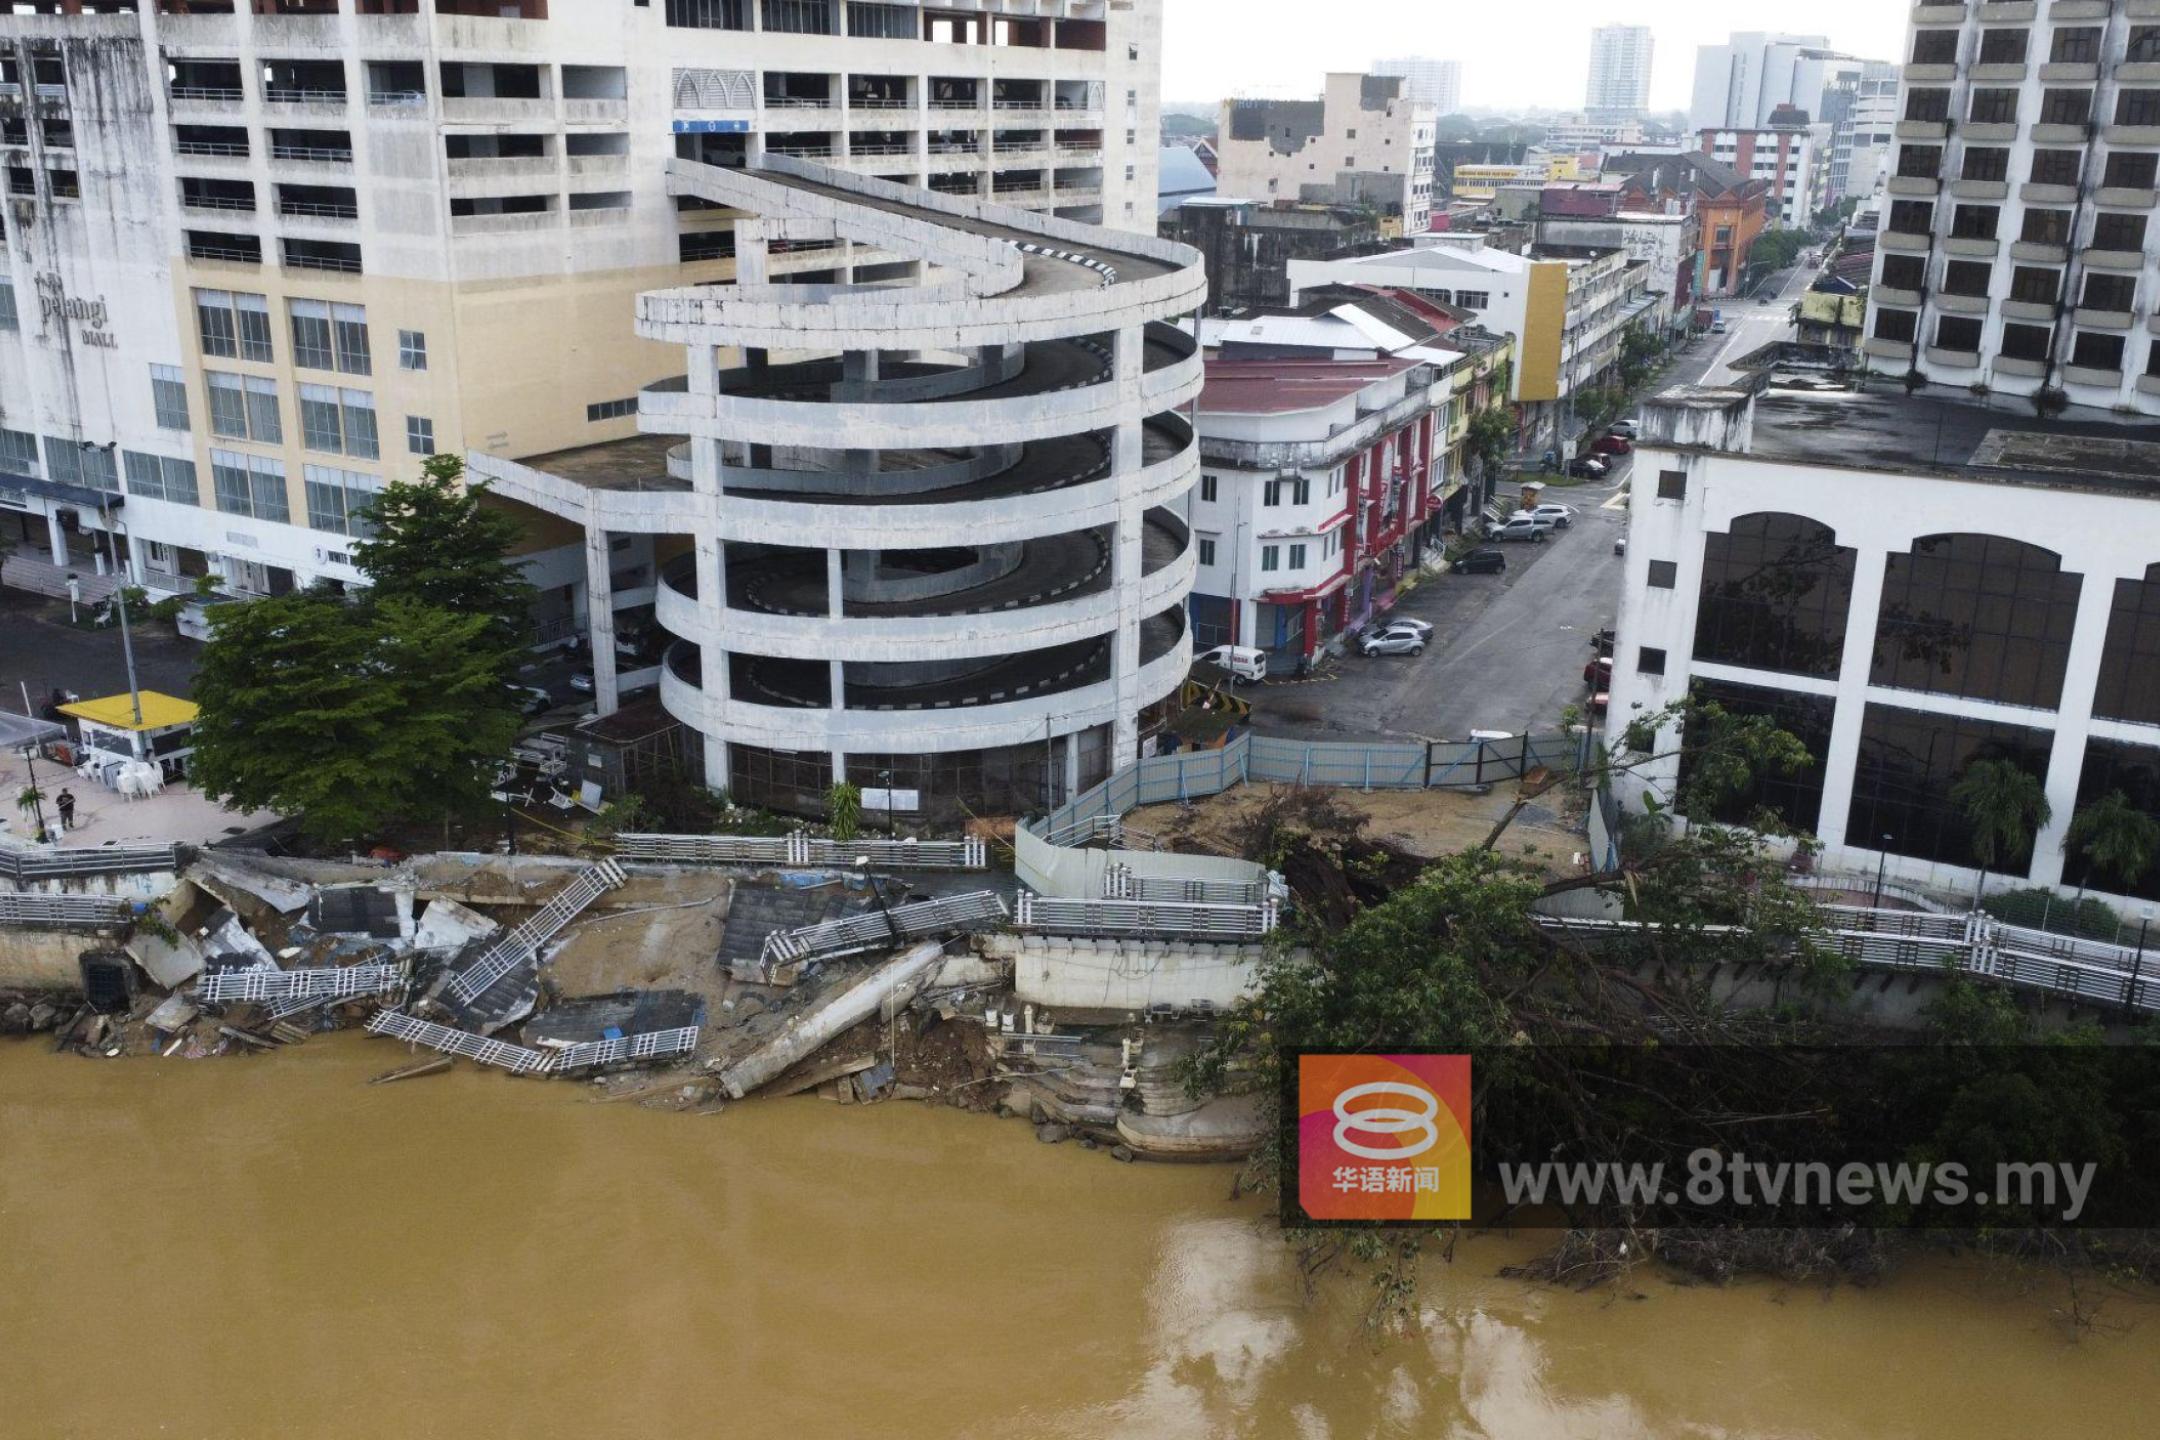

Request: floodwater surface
left=1, top=1038, right=2155, bottom=1438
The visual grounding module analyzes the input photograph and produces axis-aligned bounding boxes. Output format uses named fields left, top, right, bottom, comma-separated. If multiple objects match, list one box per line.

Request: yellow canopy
left=59, top=691, right=199, bottom=733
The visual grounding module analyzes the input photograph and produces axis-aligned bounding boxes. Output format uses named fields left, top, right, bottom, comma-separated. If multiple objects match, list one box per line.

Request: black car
left=1565, top=457, right=1608, bottom=479
left=1454, top=547, right=1507, bottom=575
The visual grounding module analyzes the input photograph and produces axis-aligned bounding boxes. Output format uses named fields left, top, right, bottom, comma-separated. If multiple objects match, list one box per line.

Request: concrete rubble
left=0, top=841, right=1275, bottom=1163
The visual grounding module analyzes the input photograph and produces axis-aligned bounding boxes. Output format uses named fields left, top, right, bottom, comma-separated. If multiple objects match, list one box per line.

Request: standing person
left=55, top=788, right=75, bottom=832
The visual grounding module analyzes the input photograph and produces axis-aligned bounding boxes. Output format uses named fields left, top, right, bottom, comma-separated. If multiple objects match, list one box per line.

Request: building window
left=298, top=384, right=379, bottom=459
left=1976, top=28, right=2027, bottom=65
left=2103, top=151, right=2159, bottom=190
left=1693, top=512, right=1856, bottom=679
left=1199, top=474, right=1217, bottom=503
left=1288, top=542, right=1307, bottom=569
left=2082, top=273, right=2137, bottom=313
left=398, top=329, right=427, bottom=371
left=2008, top=265, right=2060, bottom=305
left=0, top=280, right=14, bottom=331
left=2096, top=564, right=2160, bottom=727
left=2065, top=741, right=2160, bottom=901
left=1888, top=200, right=1934, bottom=236
left=1647, top=559, right=1678, bottom=589
left=1949, top=204, right=1999, bottom=240
left=304, top=464, right=379, bottom=538
left=1197, top=537, right=1216, bottom=567
left=1848, top=705, right=2055, bottom=874
left=210, top=449, right=291, bottom=524
left=2132, top=26, right=2160, bottom=64
left=1880, top=254, right=1926, bottom=291
left=762, top=0, right=834, bottom=34
left=289, top=299, right=370, bottom=375
left=2021, top=208, right=2072, bottom=246
left=1904, top=88, right=1950, bottom=123
left=1679, top=679, right=1836, bottom=832
left=122, top=450, right=199, bottom=506
left=406, top=415, right=434, bottom=455
left=587, top=398, right=636, bottom=422
left=2050, top=27, right=2101, bottom=65
left=149, top=364, right=190, bottom=431
left=2029, top=149, right=2082, bottom=187
left=206, top=372, right=282, bottom=443
left=2091, top=212, right=2149, bottom=254
left=1940, top=259, right=1992, bottom=296
left=1957, top=146, right=2006, bottom=182
left=2117, top=90, right=2160, bottom=127
left=1637, top=646, right=1667, bottom=677
left=1999, top=323, right=2054, bottom=361
left=1455, top=289, right=1490, bottom=308
left=1655, top=469, right=1686, bottom=500
left=0, top=429, right=36, bottom=478
left=45, top=438, right=118, bottom=493
left=2038, top=88, right=2092, bottom=126
left=1260, top=545, right=1279, bottom=573
left=1910, top=30, right=1957, bottom=65
left=1934, top=315, right=1984, bottom=353
left=1967, top=89, right=2018, bottom=125
left=1871, top=533, right=2083, bottom=709
left=1899, top=144, right=1944, bottom=179
left=194, top=288, right=273, bottom=363
left=2071, top=331, right=2126, bottom=372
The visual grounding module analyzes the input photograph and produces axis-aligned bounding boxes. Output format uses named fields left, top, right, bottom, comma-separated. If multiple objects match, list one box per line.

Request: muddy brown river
left=2, top=1038, right=2154, bottom=1438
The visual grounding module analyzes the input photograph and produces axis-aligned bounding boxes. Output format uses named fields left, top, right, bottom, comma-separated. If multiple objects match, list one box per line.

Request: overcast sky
left=1161, top=1, right=1909, bottom=111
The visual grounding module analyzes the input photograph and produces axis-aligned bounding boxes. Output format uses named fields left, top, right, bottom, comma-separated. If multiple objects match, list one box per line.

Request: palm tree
left=1951, top=758, right=2053, bottom=905
left=2068, top=791, right=2160, bottom=907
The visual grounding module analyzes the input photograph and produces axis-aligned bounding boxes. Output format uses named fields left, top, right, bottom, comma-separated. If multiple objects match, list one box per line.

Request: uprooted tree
left=1188, top=698, right=2148, bottom=1320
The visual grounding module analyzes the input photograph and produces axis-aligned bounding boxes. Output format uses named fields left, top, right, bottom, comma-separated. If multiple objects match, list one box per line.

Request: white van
left=1197, top=644, right=1268, bottom=686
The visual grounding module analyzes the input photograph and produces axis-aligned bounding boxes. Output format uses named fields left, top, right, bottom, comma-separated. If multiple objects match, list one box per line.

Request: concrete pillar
left=826, top=547, right=845, bottom=618
left=584, top=528, right=620, bottom=716
left=1063, top=733, right=1080, bottom=800
left=704, top=733, right=731, bottom=795
left=695, top=535, right=728, bottom=701
left=2031, top=575, right=2117, bottom=887
left=44, top=508, right=66, bottom=565
left=1814, top=545, right=1890, bottom=852
left=1109, top=323, right=1149, bottom=766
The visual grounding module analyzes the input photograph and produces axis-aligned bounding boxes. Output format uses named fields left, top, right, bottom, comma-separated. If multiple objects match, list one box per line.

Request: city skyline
left=1164, top=0, right=1905, bottom=112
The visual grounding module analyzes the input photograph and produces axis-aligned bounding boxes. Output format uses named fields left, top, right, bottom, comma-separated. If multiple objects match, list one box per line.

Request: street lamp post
left=2126, top=907, right=2153, bottom=1015
left=1873, top=834, right=1893, bottom=917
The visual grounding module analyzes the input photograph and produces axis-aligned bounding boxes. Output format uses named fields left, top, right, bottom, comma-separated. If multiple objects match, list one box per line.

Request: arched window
left=2094, top=563, right=2160, bottom=726
left=1692, top=512, right=1855, bottom=678
left=1871, top=534, right=2082, bottom=709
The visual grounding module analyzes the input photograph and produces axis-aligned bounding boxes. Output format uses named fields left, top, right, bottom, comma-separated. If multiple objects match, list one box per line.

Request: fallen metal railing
left=197, top=964, right=401, bottom=1004
left=1014, top=891, right=1279, bottom=940
left=549, top=1026, right=702, bottom=1071
left=0, top=844, right=181, bottom=884
left=761, top=889, right=1009, bottom=967
left=447, top=857, right=627, bottom=1003
left=365, top=1009, right=556, bottom=1075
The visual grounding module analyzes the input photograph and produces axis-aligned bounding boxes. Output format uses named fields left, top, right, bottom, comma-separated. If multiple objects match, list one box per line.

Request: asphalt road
left=1245, top=465, right=1632, bottom=744
left=0, top=587, right=200, bottom=714
left=1679, top=264, right=1809, bottom=387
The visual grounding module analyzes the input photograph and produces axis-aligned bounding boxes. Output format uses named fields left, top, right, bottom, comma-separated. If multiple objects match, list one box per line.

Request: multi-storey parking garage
left=479, top=154, right=1207, bottom=819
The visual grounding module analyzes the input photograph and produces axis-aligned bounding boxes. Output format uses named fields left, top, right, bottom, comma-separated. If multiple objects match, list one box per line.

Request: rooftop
left=60, top=690, right=197, bottom=732
left=1652, top=350, right=2160, bottom=497
left=1199, top=357, right=1419, bottom=414
left=516, top=433, right=683, bottom=493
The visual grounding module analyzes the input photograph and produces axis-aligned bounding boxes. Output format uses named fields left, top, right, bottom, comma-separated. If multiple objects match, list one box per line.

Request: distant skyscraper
left=1373, top=56, right=1463, bottom=116
left=1689, top=31, right=1838, bottom=132
left=1586, top=24, right=1655, bottom=119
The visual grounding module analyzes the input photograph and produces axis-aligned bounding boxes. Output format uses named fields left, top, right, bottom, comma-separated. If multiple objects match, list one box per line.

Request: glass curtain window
left=150, top=364, right=190, bottom=431
left=1871, top=534, right=2082, bottom=709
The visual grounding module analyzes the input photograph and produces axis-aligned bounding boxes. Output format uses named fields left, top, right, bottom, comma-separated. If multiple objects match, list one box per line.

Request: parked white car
left=1527, top=503, right=1577, bottom=529
left=1197, top=644, right=1268, bottom=685
left=1359, top=628, right=1426, bottom=658
left=1374, top=617, right=1433, bottom=641
left=1490, top=514, right=1554, bottom=543
left=1607, top=418, right=1641, bottom=439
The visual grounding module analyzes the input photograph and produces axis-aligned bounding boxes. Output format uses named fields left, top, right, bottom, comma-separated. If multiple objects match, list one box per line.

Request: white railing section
left=1103, top=865, right=1269, bottom=907
left=197, top=964, right=400, bottom=1003
left=446, top=858, right=627, bottom=1003
left=1014, top=891, right=1279, bottom=940
left=549, top=1026, right=702, bottom=1071
left=616, top=831, right=986, bottom=870
left=0, top=892, right=132, bottom=926
left=0, top=843, right=180, bottom=883
left=365, top=1009, right=555, bottom=1075
left=761, top=890, right=1009, bottom=967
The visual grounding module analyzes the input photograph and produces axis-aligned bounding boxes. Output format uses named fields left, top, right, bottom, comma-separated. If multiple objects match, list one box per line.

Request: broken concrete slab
left=144, top=992, right=198, bottom=1032
left=410, top=896, right=497, bottom=954
left=308, top=884, right=415, bottom=941
left=712, top=941, right=946, bottom=1100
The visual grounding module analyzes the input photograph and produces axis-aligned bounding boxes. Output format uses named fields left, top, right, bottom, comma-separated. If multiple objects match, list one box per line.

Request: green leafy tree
left=2067, top=790, right=2159, bottom=900
left=189, top=593, right=523, bottom=843
left=1464, top=404, right=1514, bottom=482
left=1617, top=327, right=1660, bottom=392
left=826, top=780, right=862, bottom=842
left=1951, top=758, right=2053, bottom=899
left=352, top=454, right=535, bottom=677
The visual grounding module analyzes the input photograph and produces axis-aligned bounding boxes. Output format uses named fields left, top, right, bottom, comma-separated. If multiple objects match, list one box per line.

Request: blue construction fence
left=1034, top=731, right=1594, bottom=840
